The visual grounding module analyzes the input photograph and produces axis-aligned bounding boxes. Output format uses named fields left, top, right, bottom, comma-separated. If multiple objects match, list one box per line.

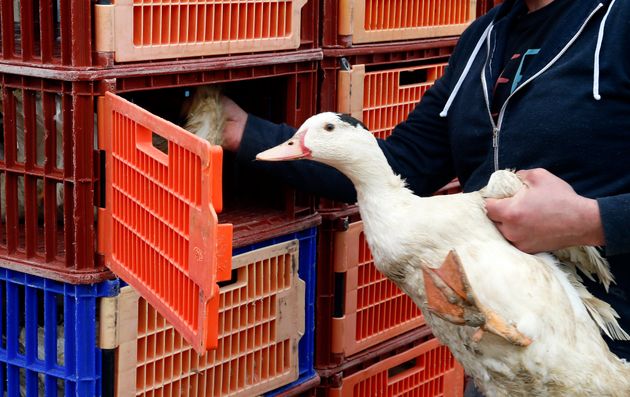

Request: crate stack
left=313, top=1, right=498, bottom=396
left=0, top=0, right=323, bottom=395
left=0, top=0, right=502, bottom=395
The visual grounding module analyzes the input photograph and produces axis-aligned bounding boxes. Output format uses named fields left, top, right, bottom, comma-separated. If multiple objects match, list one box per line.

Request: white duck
left=256, top=112, right=630, bottom=397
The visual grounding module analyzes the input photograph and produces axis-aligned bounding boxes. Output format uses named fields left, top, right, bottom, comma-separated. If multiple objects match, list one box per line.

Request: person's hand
left=221, top=95, right=247, bottom=152
left=485, top=168, right=605, bottom=253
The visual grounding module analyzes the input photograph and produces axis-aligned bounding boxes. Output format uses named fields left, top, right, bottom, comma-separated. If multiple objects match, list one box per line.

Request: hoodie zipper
left=482, top=3, right=605, bottom=171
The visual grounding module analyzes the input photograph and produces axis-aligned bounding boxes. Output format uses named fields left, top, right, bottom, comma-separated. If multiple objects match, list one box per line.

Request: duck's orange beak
left=256, top=129, right=311, bottom=161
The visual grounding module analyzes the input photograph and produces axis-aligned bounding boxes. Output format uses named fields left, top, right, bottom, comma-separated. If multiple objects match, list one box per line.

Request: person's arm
left=220, top=14, right=494, bottom=202
left=597, top=195, right=630, bottom=256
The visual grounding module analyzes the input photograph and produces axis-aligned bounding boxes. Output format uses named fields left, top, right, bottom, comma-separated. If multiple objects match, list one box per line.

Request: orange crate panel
left=332, top=221, right=424, bottom=357
left=327, top=337, right=464, bottom=397
left=338, top=62, right=447, bottom=139
left=95, top=0, right=307, bottom=62
left=338, top=0, right=476, bottom=44
left=98, top=92, right=233, bottom=354
left=115, top=240, right=305, bottom=397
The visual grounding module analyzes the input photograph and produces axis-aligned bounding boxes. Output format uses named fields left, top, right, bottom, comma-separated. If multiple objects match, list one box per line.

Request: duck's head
left=256, top=112, right=376, bottom=169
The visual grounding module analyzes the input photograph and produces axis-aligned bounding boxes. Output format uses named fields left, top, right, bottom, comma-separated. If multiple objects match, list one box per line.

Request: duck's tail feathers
left=564, top=266, right=630, bottom=341
left=554, top=246, right=614, bottom=291
left=183, top=85, right=225, bottom=146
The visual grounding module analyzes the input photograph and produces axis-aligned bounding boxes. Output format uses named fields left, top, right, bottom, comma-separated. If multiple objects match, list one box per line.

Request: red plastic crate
left=323, top=0, right=475, bottom=47
left=315, top=210, right=427, bottom=371
left=0, top=75, right=109, bottom=283
left=322, top=336, right=464, bottom=397
left=330, top=217, right=425, bottom=361
left=114, top=220, right=316, bottom=396
left=0, top=0, right=318, bottom=67
left=319, top=42, right=455, bottom=124
left=0, top=62, right=316, bottom=356
left=95, top=0, right=312, bottom=62
left=98, top=92, right=233, bottom=354
left=0, top=60, right=317, bottom=284
left=338, top=62, right=447, bottom=139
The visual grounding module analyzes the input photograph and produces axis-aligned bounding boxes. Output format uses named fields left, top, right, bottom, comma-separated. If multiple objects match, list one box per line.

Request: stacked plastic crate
left=0, top=0, right=321, bottom=395
left=313, top=1, right=498, bottom=395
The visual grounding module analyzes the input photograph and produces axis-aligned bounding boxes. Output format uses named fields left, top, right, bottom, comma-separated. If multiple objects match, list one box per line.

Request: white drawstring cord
left=440, top=23, right=494, bottom=117
left=594, top=0, right=615, bottom=101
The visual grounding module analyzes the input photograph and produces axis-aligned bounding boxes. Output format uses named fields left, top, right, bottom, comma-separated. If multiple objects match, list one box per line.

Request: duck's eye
left=324, top=123, right=335, bottom=132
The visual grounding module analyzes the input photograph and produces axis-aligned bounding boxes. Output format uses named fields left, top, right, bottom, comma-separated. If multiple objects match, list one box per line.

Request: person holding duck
left=214, top=0, right=630, bottom=394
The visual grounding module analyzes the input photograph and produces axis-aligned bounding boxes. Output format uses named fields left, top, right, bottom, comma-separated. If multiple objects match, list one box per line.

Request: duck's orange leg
left=421, top=251, right=532, bottom=347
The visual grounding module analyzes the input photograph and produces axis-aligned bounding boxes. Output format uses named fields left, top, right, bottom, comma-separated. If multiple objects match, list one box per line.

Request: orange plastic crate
left=331, top=220, right=425, bottom=359
left=115, top=239, right=305, bottom=397
left=338, top=62, right=447, bottom=139
left=97, top=92, right=233, bottom=354
left=326, top=337, right=464, bottom=397
left=95, top=0, right=308, bottom=62
left=337, top=0, right=476, bottom=45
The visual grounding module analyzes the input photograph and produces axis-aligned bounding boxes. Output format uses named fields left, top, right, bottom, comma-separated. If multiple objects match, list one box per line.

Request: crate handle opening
left=387, top=357, right=419, bottom=379
left=399, top=69, right=429, bottom=87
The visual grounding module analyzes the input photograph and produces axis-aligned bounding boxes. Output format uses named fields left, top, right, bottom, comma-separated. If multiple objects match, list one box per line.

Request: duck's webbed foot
left=421, top=250, right=532, bottom=347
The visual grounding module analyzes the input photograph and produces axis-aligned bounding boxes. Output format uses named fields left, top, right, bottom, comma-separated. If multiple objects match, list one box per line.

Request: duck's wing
left=421, top=250, right=532, bottom=347
left=553, top=246, right=614, bottom=291
left=558, top=262, right=630, bottom=341
left=479, top=169, right=523, bottom=199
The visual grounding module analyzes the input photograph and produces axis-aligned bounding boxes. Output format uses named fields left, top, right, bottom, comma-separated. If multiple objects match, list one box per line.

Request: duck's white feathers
left=561, top=263, right=630, bottom=341
left=554, top=246, right=615, bottom=290
left=289, top=112, right=630, bottom=396
left=361, top=175, right=630, bottom=396
left=183, top=85, right=225, bottom=146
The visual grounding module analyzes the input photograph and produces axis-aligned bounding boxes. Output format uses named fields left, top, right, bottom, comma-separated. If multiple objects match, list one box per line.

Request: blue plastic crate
left=0, top=268, right=119, bottom=397
left=233, top=227, right=317, bottom=396
left=265, top=372, right=319, bottom=397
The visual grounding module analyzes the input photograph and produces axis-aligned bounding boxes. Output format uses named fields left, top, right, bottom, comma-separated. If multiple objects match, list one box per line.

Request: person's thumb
left=485, top=197, right=509, bottom=222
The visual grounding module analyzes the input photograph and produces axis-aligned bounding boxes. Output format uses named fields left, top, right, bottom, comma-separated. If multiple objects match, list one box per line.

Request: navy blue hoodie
left=237, top=0, right=630, bottom=358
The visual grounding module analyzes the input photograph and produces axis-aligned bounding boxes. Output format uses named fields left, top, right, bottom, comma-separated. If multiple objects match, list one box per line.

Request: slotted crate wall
left=331, top=220, right=425, bottom=357
left=0, top=267, right=119, bottom=397
left=0, top=0, right=318, bottom=67
left=319, top=335, right=464, bottom=397
left=319, top=42, right=455, bottom=128
left=314, top=209, right=426, bottom=371
left=96, top=0, right=315, bottom=62
left=338, top=62, right=447, bottom=139
left=115, top=224, right=318, bottom=397
left=323, top=0, right=475, bottom=47
left=234, top=224, right=318, bottom=397
left=0, top=75, right=108, bottom=283
left=0, top=59, right=317, bottom=283
left=98, top=92, right=233, bottom=354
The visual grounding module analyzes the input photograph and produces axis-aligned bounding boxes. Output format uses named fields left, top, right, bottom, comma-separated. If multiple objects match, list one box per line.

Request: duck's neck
left=336, top=146, right=418, bottom=239
left=338, top=146, right=414, bottom=204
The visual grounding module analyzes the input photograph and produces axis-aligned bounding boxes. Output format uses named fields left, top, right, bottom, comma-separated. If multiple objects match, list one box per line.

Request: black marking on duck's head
left=336, top=113, right=369, bottom=132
